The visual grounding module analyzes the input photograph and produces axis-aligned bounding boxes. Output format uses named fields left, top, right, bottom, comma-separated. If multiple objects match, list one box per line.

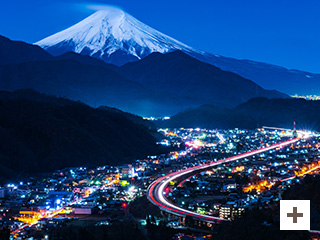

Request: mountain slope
left=160, top=98, right=320, bottom=131
left=158, top=104, right=256, bottom=130
left=0, top=89, right=164, bottom=181
left=0, top=59, right=191, bottom=116
left=118, top=51, right=288, bottom=107
left=35, top=7, right=320, bottom=96
left=187, top=52, right=320, bottom=95
left=0, top=35, right=53, bottom=64
left=56, top=51, right=117, bottom=70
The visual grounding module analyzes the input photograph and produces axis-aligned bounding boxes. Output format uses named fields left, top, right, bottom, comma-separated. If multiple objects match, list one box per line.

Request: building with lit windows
left=219, top=205, right=245, bottom=220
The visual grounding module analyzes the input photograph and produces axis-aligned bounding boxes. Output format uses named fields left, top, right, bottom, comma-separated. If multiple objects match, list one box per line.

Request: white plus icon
left=280, top=200, right=310, bottom=230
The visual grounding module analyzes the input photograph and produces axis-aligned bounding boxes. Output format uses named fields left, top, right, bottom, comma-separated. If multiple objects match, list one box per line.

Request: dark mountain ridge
left=118, top=51, right=287, bottom=107
left=0, top=35, right=53, bottom=64
left=160, top=98, right=320, bottom=131
left=0, top=35, right=288, bottom=116
left=0, top=89, right=164, bottom=181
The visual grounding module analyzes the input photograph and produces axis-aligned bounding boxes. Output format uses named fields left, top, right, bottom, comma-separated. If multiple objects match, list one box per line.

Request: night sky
left=1, top=0, right=319, bottom=72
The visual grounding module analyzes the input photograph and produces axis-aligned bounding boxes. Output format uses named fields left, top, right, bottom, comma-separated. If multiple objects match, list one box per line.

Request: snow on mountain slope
left=35, top=7, right=196, bottom=65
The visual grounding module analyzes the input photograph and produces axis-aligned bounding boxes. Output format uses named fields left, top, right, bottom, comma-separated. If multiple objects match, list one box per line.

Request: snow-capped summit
left=35, top=7, right=195, bottom=65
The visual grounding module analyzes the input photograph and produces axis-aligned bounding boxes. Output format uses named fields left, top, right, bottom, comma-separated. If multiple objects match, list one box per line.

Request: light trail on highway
left=280, top=165, right=320, bottom=183
left=148, top=137, right=301, bottom=223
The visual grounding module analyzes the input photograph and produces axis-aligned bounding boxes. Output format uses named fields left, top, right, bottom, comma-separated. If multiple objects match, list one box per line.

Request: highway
left=147, top=138, right=300, bottom=223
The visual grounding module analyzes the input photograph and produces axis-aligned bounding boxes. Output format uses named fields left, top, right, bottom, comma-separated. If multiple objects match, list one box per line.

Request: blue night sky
left=1, top=0, right=319, bottom=73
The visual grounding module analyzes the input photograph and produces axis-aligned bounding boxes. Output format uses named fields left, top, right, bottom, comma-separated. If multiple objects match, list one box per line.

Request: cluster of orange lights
left=232, top=166, right=244, bottom=173
left=294, top=160, right=320, bottom=177
left=291, top=143, right=318, bottom=149
left=176, top=234, right=212, bottom=239
left=165, top=131, right=177, bottom=137
left=173, top=151, right=179, bottom=159
left=16, top=210, right=45, bottom=224
left=243, top=180, right=273, bottom=193
left=243, top=160, right=320, bottom=194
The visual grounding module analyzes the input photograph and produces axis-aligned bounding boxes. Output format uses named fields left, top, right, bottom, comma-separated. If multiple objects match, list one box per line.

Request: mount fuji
left=35, top=7, right=196, bottom=66
left=35, top=7, right=320, bottom=96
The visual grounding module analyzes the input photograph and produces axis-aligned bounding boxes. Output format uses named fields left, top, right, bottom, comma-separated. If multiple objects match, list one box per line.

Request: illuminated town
left=291, top=94, right=320, bottom=101
left=1, top=127, right=319, bottom=239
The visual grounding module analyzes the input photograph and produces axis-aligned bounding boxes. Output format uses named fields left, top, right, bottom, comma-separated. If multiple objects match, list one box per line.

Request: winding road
left=147, top=137, right=300, bottom=223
